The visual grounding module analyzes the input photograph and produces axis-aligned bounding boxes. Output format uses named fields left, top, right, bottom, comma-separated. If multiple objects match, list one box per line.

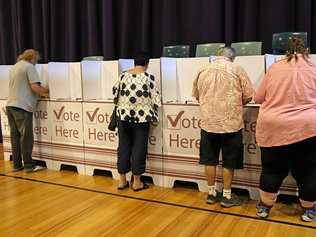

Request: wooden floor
left=0, top=147, right=315, bottom=237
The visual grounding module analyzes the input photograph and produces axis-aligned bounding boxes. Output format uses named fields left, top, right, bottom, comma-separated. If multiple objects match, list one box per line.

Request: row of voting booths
left=0, top=32, right=310, bottom=199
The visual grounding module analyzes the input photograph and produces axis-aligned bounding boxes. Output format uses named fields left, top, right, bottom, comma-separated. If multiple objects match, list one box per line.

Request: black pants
left=117, top=121, right=150, bottom=175
left=260, top=136, right=316, bottom=201
left=6, top=106, right=35, bottom=170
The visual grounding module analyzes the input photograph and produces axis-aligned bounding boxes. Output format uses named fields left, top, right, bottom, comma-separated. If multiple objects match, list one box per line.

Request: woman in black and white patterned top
left=113, top=53, right=161, bottom=191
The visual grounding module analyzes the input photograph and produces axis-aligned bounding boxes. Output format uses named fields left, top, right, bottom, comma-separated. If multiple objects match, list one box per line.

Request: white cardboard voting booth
left=161, top=57, right=209, bottom=103
left=35, top=64, right=49, bottom=89
left=81, top=60, right=119, bottom=100
left=210, top=55, right=265, bottom=89
left=50, top=101, right=85, bottom=174
left=0, top=99, right=11, bottom=161
left=82, top=101, right=118, bottom=176
left=234, top=56, right=265, bottom=89
left=48, top=62, right=82, bottom=100
left=176, top=57, right=210, bottom=102
left=32, top=100, right=53, bottom=169
left=0, top=65, right=12, bottom=99
left=265, top=54, right=316, bottom=71
left=161, top=103, right=297, bottom=198
left=118, top=59, right=134, bottom=73
left=148, top=59, right=162, bottom=92
left=82, top=101, right=164, bottom=185
left=0, top=55, right=302, bottom=199
left=265, top=54, right=286, bottom=70
left=117, top=59, right=162, bottom=92
left=161, top=56, right=265, bottom=103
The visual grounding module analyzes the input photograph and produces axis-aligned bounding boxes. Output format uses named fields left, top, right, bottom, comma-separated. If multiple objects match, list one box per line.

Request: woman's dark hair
left=286, top=37, right=310, bottom=63
left=134, top=52, right=150, bottom=66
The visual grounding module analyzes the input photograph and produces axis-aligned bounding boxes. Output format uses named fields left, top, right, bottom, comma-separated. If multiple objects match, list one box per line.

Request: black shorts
left=199, top=129, right=244, bottom=169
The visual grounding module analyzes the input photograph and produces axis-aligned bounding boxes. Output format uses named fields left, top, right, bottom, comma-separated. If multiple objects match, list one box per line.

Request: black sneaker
left=25, top=165, right=46, bottom=173
left=206, top=194, right=218, bottom=204
left=12, top=166, right=24, bottom=172
left=256, top=202, right=271, bottom=218
left=220, top=194, right=242, bottom=208
left=301, top=206, right=316, bottom=222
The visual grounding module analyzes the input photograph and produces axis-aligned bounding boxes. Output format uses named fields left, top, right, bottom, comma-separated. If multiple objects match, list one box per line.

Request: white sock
left=223, top=189, right=231, bottom=199
left=208, top=185, right=217, bottom=197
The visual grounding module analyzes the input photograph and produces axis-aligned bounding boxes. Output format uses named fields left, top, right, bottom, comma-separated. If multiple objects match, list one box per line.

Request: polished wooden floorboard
left=0, top=146, right=315, bottom=237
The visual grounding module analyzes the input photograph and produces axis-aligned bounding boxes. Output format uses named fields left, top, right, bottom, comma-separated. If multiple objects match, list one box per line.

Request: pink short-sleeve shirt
left=255, top=56, right=316, bottom=147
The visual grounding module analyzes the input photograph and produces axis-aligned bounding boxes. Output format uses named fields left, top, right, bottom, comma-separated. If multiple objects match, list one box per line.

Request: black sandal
left=117, top=181, right=129, bottom=190
left=132, top=182, right=149, bottom=192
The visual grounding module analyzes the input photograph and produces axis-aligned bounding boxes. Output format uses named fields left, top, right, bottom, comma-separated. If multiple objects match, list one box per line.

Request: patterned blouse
left=113, top=71, right=161, bottom=123
left=192, top=57, right=254, bottom=133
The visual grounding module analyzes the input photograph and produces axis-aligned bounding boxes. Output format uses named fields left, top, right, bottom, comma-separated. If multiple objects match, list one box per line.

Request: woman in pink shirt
left=255, top=38, right=316, bottom=222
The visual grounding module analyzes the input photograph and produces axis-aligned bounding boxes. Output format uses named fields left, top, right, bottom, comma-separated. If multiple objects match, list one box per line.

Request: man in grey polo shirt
left=6, top=49, right=49, bottom=172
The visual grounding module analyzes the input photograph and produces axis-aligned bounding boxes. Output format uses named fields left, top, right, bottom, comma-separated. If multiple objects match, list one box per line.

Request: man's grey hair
left=217, top=47, right=236, bottom=61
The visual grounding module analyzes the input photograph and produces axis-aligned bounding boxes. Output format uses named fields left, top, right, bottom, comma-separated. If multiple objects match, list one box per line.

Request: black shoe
left=117, top=181, right=129, bottom=190
left=206, top=194, right=218, bottom=204
left=220, top=194, right=242, bottom=208
left=12, top=166, right=24, bottom=172
left=132, top=182, right=149, bottom=192
left=25, top=165, right=46, bottom=173
left=256, top=202, right=271, bottom=219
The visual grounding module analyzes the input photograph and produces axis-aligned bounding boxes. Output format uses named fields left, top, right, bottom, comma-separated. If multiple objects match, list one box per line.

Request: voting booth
left=48, top=62, right=82, bottom=100
left=234, top=56, right=265, bottom=89
left=1, top=55, right=307, bottom=199
left=160, top=57, right=209, bottom=102
left=210, top=55, right=265, bottom=89
left=35, top=64, right=49, bottom=89
left=160, top=103, right=297, bottom=199
left=81, top=60, right=119, bottom=100
left=32, top=100, right=54, bottom=169
left=0, top=99, right=11, bottom=161
left=0, top=65, right=11, bottom=99
left=82, top=101, right=118, bottom=176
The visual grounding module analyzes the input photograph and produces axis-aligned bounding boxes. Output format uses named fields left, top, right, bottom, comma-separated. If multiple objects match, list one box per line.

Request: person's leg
left=223, top=168, right=234, bottom=192
left=130, top=122, right=150, bottom=190
left=199, top=129, right=220, bottom=203
left=18, top=110, right=35, bottom=171
left=257, top=146, right=289, bottom=217
left=117, top=121, right=132, bottom=188
left=205, top=166, right=216, bottom=189
left=220, top=130, right=244, bottom=207
left=6, top=107, right=23, bottom=170
left=290, top=137, right=316, bottom=222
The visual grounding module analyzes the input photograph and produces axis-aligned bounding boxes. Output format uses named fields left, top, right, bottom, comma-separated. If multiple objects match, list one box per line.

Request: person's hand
left=41, top=92, right=49, bottom=98
left=151, top=121, right=159, bottom=127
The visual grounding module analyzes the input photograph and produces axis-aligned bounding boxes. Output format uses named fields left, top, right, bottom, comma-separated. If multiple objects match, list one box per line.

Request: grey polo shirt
left=6, top=60, right=40, bottom=112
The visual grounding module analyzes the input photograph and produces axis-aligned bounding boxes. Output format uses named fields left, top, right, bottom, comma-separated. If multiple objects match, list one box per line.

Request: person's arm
left=192, top=71, right=202, bottom=102
left=27, top=65, right=49, bottom=96
left=112, top=74, right=123, bottom=103
left=149, top=75, right=161, bottom=109
left=148, top=75, right=161, bottom=126
left=31, top=83, right=49, bottom=97
left=238, top=67, right=255, bottom=105
left=254, top=70, right=270, bottom=104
